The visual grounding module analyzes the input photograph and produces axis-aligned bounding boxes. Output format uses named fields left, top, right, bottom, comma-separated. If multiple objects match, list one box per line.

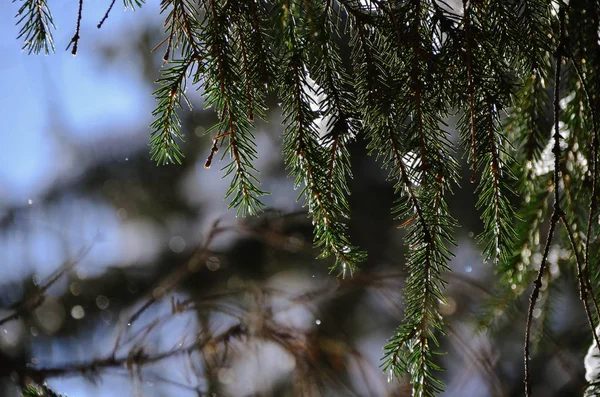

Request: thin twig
left=524, top=8, right=565, bottom=395
left=112, top=219, right=222, bottom=357
left=97, top=0, right=116, bottom=29
left=66, top=0, right=84, bottom=56
left=559, top=212, right=600, bottom=349
left=0, top=244, right=93, bottom=326
left=463, top=0, right=478, bottom=183
left=20, top=323, right=244, bottom=381
left=567, top=53, right=600, bottom=325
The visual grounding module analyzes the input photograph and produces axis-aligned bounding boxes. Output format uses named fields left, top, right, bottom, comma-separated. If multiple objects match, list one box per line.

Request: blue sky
left=0, top=0, right=159, bottom=204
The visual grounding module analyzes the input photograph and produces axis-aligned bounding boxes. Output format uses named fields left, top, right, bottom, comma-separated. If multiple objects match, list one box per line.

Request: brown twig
left=524, top=8, right=565, bottom=395
left=559, top=212, right=600, bottom=349
left=567, top=52, right=600, bottom=327
left=65, top=0, right=84, bottom=56
left=97, top=0, right=116, bottom=29
left=0, top=244, right=93, bottom=326
left=112, top=219, right=222, bottom=357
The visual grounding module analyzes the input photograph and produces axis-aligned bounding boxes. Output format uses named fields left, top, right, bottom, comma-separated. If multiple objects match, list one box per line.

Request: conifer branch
left=123, top=0, right=144, bottom=11
left=200, top=0, right=267, bottom=216
left=474, top=99, right=518, bottom=266
left=150, top=59, right=192, bottom=165
left=305, top=0, right=357, bottom=213
left=21, top=384, right=64, bottom=397
left=411, top=0, right=428, bottom=176
left=509, top=0, right=552, bottom=177
left=276, top=0, right=364, bottom=275
left=463, top=0, right=477, bottom=183
left=15, top=0, right=55, bottom=55
left=18, top=1, right=600, bottom=395
left=455, top=0, right=518, bottom=269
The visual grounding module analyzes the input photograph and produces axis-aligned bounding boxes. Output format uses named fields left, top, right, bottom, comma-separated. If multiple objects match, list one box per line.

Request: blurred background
left=0, top=2, right=593, bottom=396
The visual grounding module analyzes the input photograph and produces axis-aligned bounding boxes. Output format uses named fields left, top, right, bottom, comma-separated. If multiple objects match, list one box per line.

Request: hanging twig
left=97, top=0, right=116, bottom=29
left=524, top=7, right=565, bottom=396
left=65, top=0, right=84, bottom=56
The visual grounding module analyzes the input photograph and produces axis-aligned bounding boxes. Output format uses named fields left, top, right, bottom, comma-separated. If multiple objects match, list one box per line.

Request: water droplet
left=169, top=236, right=186, bottom=253
left=465, top=266, right=472, bottom=273
left=315, top=319, right=321, bottom=325
left=28, top=199, right=33, bottom=205
left=125, top=157, right=129, bottom=161
left=387, top=369, right=393, bottom=383
left=206, top=256, right=221, bottom=271
left=70, top=282, right=81, bottom=296
left=71, top=305, right=85, bottom=320
left=127, top=323, right=131, bottom=327
left=95, top=295, right=110, bottom=310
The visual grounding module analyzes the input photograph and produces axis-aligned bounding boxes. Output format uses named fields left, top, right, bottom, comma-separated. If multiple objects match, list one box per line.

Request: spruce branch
left=473, top=100, right=518, bottom=267
left=17, top=1, right=600, bottom=394
left=453, top=0, right=518, bottom=269
left=304, top=0, right=358, bottom=214
left=123, top=0, right=144, bottom=11
left=228, top=0, right=270, bottom=122
left=463, top=0, right=477, bottom=183
left=15, top=0, right=55, bottom=55
left=276, top=0, right=365, bottom=276
left=150, top=58, right=192, bottom=165
left=149, top=0, right=206, bottom=166
left=509, top=0, right=552, bottom=177
left=200, top=0, right=267, bottom=216
left=343, top=1, right=458, bottom=393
